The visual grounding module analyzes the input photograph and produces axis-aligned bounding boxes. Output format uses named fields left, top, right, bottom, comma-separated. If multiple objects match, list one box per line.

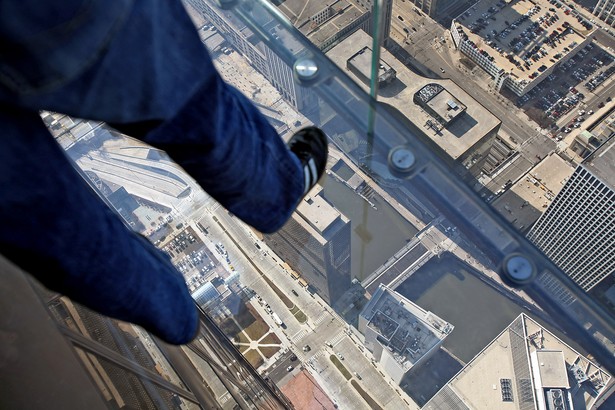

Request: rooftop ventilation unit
left=500, top=378, right=513, bottom=402
left=570, top=363, right=589, bottom=383
left=546, top=388, right=568, bottom=410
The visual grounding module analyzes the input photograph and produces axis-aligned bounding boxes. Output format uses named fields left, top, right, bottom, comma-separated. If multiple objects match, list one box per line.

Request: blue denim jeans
left=0, top=0, right=304, bottom=343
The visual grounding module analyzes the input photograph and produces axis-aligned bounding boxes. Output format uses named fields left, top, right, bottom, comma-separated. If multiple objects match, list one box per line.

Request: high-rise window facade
left=528, top=139, right=615, bottom=291
left=594, top=0, right=615, bottom=27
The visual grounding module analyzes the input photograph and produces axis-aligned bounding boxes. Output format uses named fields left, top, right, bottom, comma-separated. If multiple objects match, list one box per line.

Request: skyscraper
left=359, top=284, right=453, bottom=385
left=183, top=0, right=316, bottom=111
left=183, top=0, right=393, bottom=111
left=528, top=137, right=615, bottom=291
left=264, top=186, right=351, bottom=305
left=425, top=314, right=613, bottom=410
left=368, top=0, right=394, bottom=47
left=594, top=0, right=615, bottom=27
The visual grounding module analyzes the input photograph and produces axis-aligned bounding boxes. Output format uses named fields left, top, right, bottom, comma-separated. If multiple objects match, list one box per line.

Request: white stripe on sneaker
left=303, top=165, right=311, bottom=194
left=307, top=158, right=318, bottom=183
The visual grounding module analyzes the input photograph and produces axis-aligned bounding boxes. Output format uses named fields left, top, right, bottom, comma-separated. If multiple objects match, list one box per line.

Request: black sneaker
left=287, top=126, right=328, bottom=195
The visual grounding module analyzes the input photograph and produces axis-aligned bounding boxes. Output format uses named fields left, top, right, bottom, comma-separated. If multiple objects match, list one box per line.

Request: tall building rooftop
left=327, top=30, right=501, bottom=160
left=263, top=184, right=351, bottom=305
left=583, top=135, right=615, bottom=188
left=295, top=185, right=348, bottom=238
left=492, top=153, right=575, bottom=232
left=534, top=350, right=569, bottom=389
left=359, top=284, right=453, bottom=380
left=414, top=83, right=467, bottom=125
left=277, top=0, right=370, bottom=50
left=347, top=46, right=396, bottom=86
left=424, top=314, right=613, bottom=410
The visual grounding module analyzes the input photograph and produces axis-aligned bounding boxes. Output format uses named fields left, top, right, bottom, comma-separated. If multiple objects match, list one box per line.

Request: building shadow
left=395, top=253, right=466, bottom=301
left=447, top=113, right=478, bottom=138
left=378, top=78, right=407, bottom=98
left=400, top=347, right=464, bottom=407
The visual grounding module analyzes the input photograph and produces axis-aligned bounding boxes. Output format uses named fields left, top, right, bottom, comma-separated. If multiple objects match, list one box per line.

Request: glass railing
left=10, top=0, right=615, bottom=409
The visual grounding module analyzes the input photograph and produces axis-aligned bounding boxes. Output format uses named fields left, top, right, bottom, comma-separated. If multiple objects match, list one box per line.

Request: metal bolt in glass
left=502, top=253, right=536, bottom=285
left=293, top=58, right=319, bottom=82
left=388, top=146, right=416, bottom=176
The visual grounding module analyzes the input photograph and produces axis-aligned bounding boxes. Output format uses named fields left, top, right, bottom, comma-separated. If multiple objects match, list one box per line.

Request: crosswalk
left=313, top=350, right=324, bottom=360
left=312, top=312, right=329, bottom=327
left=291, top=329, right=308, bottom=344
left=328, top=331, right=346, bottom=347
left=308, top=349, right=325, bottom=365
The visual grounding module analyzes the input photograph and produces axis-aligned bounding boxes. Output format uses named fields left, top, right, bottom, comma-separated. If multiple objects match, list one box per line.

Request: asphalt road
left=265, top=350, right=297, bottom=384
left=594, top=27, right=615, bottom=50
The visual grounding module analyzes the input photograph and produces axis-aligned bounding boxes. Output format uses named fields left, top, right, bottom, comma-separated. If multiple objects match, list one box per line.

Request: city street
left=188, top=205, right=415, bottom=409
left=42, top=3, right=615, bottom=405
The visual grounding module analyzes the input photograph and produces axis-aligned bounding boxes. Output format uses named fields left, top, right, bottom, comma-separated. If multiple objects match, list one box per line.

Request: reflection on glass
left=72, top=346, right=200, bottom=410
left=34, top=0, right=615, bottom=408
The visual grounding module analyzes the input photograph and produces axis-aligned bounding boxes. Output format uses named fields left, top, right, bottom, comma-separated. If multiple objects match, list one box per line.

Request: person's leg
left=136, top=77, right=307, bottom=233
left=2, top=0, right=308, bottom=233
left=0, top=107, right=198, bottom=344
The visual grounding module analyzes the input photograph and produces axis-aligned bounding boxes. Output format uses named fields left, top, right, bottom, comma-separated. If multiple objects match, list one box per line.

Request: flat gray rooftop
left=492, top=153, right=574, bottom=232
left=278, top=0, right=368, bottom=48
left=534, top=350, right=569, bottom=388
left=425, top=89, right=467, bottom=125
left=583, top=135, right=615, bottom=188
left=277, top=0, right=337, bottom=25
left=363, top=285, right=452, bottom=368
left=327, top=30, right=501, bottom=159
left=347, top=46, right=396, bottom=84
left=295, top=185, right=348, bottom=240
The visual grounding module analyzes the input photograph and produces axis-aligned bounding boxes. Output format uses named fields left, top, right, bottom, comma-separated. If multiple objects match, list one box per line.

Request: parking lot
left=160, top=226, right=222, bottom=291
left=514, top=41, right=614, bottom=131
